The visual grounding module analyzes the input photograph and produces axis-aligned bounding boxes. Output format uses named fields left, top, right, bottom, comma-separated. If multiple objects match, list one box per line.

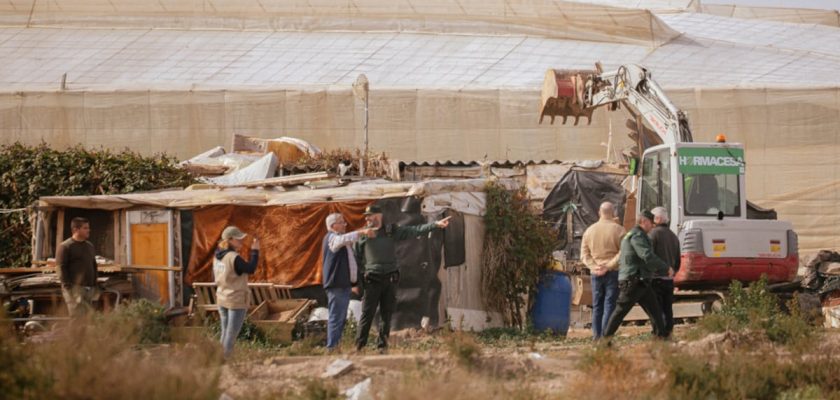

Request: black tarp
left=747, top=200, right=777, bottom=220
left=443, top=209, right=466, bottom=267
left=542, top=170, right=627, bottom=260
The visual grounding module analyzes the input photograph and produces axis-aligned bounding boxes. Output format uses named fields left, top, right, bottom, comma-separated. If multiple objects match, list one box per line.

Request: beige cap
left=221, top=226, right=247, bottom=240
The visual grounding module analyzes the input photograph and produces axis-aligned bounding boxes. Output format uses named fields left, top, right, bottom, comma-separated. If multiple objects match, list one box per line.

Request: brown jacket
left=580, top=218, right=626, bottom=271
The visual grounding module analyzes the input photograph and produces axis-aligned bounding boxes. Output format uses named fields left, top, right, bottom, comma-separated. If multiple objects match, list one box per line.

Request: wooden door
left=130, top=223, right=170, bottom=305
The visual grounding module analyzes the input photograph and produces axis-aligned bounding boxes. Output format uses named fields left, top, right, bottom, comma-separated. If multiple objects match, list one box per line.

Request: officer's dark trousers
left=356, top=272, right=398, bottom=350
left=603, top=278, right=667, bottom=338
left=654, top=278, right=675, bottom=336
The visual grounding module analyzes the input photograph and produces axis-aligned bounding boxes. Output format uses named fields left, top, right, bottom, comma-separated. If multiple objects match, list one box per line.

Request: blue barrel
left=531, top=271, right=572, bottom=335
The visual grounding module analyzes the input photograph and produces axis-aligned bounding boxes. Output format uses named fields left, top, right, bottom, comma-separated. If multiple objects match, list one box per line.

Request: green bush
left=0, top=142, right=195, bottom=268
left=698, top=276, right=813, bottom=346
left=481, top=182, right=558, bottom=329
left=111, top=299, right=170, bottom=344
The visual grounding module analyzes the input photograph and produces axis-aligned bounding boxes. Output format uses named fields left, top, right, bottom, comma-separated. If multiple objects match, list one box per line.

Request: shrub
left=663, top=350, right=840, bottom=400
left=112, top=299, right=170, bottom=344
left=697, top=276, right=814, bottom=346
left=481, top=182, right=558, bottom=329
left=0, top=142, right=195, bottom=268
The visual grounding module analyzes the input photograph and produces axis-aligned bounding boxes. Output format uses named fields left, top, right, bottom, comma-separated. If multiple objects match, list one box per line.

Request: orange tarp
left=187, top=201, right=371, bottom=287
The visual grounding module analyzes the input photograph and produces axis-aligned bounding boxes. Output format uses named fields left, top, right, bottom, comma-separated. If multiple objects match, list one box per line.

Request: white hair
left=325, top=213, right=344, bottom=232
left=651, top=207, right=669, bottom=224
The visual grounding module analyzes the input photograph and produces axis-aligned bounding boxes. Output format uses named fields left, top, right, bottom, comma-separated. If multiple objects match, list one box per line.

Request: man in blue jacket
left=322, top=213, right=374, bottom=352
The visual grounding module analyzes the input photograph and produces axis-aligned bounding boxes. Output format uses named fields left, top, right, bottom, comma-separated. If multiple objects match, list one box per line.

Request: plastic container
left=531, top=271, right=572, bottom=335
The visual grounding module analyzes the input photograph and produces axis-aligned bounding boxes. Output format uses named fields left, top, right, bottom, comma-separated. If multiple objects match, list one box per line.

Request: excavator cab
left=640, top=142, right=746, bottom=227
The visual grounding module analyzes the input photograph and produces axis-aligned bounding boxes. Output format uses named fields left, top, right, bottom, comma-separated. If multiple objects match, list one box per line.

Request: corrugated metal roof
left=401, top=160, right=565, bottom=167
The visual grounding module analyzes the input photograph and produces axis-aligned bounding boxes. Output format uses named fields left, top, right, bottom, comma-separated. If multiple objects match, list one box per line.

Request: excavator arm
left=540, top=63, right=693, bottom=145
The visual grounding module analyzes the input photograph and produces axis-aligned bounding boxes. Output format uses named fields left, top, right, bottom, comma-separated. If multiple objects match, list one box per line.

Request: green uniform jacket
left=618, top=225, right=668, bottom=281
left=354, top=222, right=439, bottom=275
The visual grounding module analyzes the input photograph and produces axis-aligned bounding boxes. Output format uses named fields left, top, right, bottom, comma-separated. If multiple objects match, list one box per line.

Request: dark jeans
left=590, top=270, right=619, bottom=339
left=603, top=278, right=667, bottom=338
left=356, top=272, right=398, bottom=350
left=653, top=279, right=674, bottom=337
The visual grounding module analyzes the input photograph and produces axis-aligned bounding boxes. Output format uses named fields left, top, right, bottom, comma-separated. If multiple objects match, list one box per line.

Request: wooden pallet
left=191, top=282, right=294, bottom=316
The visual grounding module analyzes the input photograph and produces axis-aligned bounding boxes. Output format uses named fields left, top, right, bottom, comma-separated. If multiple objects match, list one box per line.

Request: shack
left=29, top=178, right=512, bottom=330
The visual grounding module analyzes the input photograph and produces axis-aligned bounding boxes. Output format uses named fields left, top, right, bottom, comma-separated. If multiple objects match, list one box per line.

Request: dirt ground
left=218, top=325, right=658, bottom=398
left=216, top=323, right=840, bottom=399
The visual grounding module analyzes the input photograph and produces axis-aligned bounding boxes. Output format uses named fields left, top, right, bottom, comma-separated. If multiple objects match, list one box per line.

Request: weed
left=379, top=365, right=542, bottom=400
left=0, top=321, right=52, bottom=400
left=568, top=343, right=667, bottom=400
left=285, top=378, right=341, bottom=400
left=444, top=331, right=482, bottom=368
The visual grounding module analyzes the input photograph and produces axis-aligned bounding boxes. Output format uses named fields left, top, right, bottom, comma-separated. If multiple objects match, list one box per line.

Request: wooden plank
left=114, top=210, right=125, bottom=266
left=623, top=302, right=704, bottom=322
left=4, top=264, right=182, bottom=274
left=55, top=209, right=65, bottom=257
left=221, top=171, right=332, bottom=189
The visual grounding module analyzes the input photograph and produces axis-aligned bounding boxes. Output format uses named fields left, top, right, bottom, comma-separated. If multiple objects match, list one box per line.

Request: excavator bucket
left=539, top=69, right=597, bottom=126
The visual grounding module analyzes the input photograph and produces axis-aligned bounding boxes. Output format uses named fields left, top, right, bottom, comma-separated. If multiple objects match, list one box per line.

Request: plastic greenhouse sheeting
left=3, top=0, right=840, bottom=255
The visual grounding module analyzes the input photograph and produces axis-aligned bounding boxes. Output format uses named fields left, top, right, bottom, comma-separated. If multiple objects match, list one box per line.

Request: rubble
left=321, top=359, right=354, bottom=379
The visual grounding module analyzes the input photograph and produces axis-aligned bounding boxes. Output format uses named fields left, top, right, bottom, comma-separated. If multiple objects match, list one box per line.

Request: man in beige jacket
left=580, top=201, right=626, bottom=339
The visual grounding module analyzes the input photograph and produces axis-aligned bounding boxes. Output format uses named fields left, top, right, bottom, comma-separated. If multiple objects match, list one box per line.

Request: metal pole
left=362, top=95, right=368, bottom=177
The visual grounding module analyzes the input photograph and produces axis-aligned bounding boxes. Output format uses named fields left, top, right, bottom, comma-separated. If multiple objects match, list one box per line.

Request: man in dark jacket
left=648, top=206, right=681, bottom=337
left=354, top=204, right=450, bottom=352
left=602, top=210, right=668, bottom=339
left=321, top=213, right=374, bottom=351
left=56, top=217, right=99, bottom=317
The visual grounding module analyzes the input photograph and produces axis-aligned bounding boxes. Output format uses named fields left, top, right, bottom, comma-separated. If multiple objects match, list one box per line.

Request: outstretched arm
left=394, top=217, right=451, bottom=240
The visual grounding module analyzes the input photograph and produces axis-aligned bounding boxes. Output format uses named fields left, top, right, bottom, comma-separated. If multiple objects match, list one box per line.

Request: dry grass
left=566, top=343, right=665, bottom=400
left=0, top=302, right=222, bottom=400
left=378, top=365, right=543, bottom=400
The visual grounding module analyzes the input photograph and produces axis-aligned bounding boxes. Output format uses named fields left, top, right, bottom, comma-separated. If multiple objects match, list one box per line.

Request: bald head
left=599, top=202, right=615, bottom=219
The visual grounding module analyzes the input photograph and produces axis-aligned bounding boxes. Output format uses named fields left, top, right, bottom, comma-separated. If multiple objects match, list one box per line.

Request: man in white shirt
left=322, top=213, right=373, bottom=351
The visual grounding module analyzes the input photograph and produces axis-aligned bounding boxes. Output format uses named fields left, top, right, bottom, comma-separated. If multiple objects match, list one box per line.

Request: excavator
left=540, top=64, right=799, bottom=296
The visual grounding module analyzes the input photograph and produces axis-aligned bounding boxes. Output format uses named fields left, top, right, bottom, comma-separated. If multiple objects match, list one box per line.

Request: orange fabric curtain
left=186, top=201, right=371, bottom=287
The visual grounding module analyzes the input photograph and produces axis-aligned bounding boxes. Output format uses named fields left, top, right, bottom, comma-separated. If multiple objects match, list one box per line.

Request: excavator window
left=683, top=173, right=741, bottom=217
left=640, top=150, right=671, bottom=215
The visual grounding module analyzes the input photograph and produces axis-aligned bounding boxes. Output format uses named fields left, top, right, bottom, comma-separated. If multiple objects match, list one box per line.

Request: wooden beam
left=219, top=171, right=332, bottom=189
left=54, top=209, right=65, bottom=258
left=2, top=264, right=182, bottom=275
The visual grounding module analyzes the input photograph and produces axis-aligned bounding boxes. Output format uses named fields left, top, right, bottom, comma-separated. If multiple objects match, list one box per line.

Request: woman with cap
left=213, top=226, right=260, bottom=359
